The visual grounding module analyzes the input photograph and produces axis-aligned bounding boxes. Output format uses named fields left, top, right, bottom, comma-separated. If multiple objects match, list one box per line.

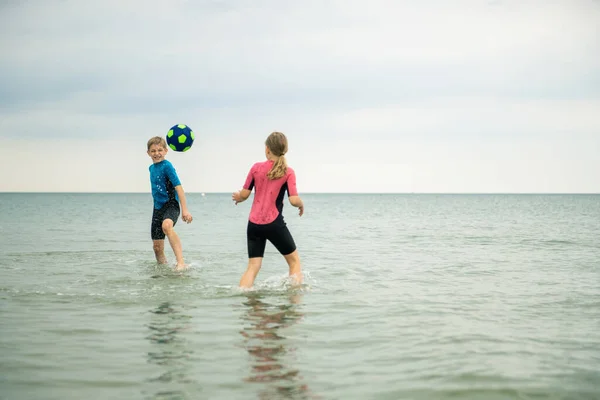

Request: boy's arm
left=175, top=185, right=193, bottom=223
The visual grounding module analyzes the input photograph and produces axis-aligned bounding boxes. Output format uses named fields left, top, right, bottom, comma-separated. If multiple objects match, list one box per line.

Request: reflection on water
left=145, top=301, right=195, bottom=399
left=241, top=292, right=316, bottom=399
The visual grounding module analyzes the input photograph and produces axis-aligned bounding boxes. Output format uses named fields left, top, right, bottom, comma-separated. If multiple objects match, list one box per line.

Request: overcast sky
left=1, top=0, right=598, bottom=193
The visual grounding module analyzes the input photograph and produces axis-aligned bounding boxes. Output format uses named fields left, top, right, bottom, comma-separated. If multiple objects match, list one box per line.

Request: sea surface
left=0, top=193, right=599, bottom=400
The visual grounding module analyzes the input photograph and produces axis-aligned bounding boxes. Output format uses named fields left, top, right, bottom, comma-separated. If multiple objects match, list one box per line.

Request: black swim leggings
left=247, top=215, right=296, bottom=258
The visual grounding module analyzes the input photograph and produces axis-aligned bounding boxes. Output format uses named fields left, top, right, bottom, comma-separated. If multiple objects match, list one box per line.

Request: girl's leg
left=283, top=250, right=303, bottom=285
left=268, top=221, right=302, bottom=285
left=239, top=257, right=263, bottom=288
left=242, top=221, right=267, bottom=288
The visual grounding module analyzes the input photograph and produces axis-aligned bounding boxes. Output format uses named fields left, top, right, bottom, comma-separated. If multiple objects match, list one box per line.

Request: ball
left=166, top=124, right=195, bottom=152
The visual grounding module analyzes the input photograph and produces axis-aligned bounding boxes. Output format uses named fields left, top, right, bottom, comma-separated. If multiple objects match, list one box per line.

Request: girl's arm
left=232, top=189, right=252, bottom=205
left=289, top=195, right=304, bottom=216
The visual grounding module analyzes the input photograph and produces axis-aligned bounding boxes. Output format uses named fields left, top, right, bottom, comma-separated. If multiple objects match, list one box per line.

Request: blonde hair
left=147, top=136, right=167, bottom=150
left=266, top=131, right=288, bottom=180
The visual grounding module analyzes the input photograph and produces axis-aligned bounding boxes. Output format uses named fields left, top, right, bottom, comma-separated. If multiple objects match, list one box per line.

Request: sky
left=0, top=0, right=598, bottom=193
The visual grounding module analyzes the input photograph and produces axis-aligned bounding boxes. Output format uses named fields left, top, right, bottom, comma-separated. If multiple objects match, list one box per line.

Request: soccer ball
left=166, top=124, right=195, bottom=152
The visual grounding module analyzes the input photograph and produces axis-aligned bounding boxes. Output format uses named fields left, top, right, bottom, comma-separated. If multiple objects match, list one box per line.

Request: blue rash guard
left=149, top=160, right=181, bottom=209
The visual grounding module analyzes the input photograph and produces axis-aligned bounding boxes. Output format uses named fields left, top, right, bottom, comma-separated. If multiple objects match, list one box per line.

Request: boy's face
left=147, top=143, right=167, bottom=164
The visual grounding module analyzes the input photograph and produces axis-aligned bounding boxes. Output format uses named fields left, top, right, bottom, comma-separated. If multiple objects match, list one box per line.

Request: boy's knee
left=161, top=219, right=174, bottom=234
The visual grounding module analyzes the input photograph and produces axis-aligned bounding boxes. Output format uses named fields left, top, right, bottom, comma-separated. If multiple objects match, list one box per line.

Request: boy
left=147, top=136, right=192, bottom=270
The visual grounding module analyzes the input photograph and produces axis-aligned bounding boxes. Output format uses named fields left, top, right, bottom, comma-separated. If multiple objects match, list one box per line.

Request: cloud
left=2, top=0, right=598, bottom=112
left=0, top=0, right=598, bottom=192
left=327, top=97, right=600, bottom=139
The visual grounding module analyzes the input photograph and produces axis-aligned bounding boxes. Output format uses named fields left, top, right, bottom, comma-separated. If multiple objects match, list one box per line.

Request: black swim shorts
left=151, top=200, right=180, bottom=240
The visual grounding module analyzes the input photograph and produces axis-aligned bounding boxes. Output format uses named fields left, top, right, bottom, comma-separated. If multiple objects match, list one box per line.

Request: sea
left=0, top=192, right=599, bottom=400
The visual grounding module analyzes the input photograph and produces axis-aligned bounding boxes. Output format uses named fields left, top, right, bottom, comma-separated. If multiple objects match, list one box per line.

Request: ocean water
left=1, top=192, right=599, bottom=400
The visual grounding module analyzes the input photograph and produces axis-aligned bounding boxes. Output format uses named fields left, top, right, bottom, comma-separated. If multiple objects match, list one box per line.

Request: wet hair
left=265, top=131, right=289, bottom=180
left=147, top=136, right=167, bottom=150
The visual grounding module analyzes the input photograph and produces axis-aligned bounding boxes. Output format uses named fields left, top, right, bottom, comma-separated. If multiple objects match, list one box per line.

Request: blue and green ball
left=166, top=124, right=195, bottom=152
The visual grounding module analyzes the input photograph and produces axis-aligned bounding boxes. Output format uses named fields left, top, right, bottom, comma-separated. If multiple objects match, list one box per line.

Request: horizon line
left=1, top=191, right=599, bottom=195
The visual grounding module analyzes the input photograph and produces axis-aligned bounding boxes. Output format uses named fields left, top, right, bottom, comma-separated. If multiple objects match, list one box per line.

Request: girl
left=232, top=132, right=304, bottom=288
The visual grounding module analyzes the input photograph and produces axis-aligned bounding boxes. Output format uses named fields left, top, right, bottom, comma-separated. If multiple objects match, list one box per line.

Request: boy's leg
left=239, top=257, right=263, bottom=288
left=162, top=218, right=186, bottom=269
left=152, top=240, right=168, bottom=264
left=151, top=207, right=168, bottom=264
left=283, top=250, right=303, bottom=285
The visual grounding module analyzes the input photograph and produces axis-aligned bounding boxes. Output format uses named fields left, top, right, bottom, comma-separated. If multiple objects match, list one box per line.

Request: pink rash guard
left=243, top=160, right=298, bottom=225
